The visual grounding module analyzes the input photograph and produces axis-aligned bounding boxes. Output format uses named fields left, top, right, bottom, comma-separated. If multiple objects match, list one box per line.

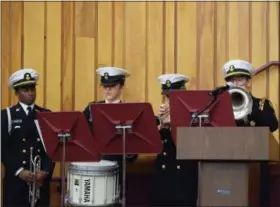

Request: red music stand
left=90, top=103, right=162, bottom=207
left=169, top=90, right=236, bottom=143
left=37, top=111, right=101, bottom=207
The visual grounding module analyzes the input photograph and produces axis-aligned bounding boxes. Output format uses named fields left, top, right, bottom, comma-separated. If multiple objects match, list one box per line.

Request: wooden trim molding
left=254, top=61, right=280, bottom=75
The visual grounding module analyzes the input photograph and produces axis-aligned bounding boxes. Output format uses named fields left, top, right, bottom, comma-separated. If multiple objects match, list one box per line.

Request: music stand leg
left=196, top=118, right=203, bottom=206
left=121, top=127, right=127, bottom=207
left=60, top=138, right=67, bottom=207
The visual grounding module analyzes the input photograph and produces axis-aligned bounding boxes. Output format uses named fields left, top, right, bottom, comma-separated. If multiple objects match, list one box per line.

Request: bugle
left=29, top=147, right=41, bottom=207
left=228, top=86, right=253, bottom=120
left=156, top=108, right=171, bottom=129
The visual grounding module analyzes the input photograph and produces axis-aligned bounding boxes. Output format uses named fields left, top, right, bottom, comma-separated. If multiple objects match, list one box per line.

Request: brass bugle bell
left=228, top=86, right=253, bottom=120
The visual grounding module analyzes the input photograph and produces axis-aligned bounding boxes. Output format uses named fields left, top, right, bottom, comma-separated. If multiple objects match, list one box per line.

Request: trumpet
left=228, top=86, right=253, bottom=120
left=29, top=147, right=41, bottom=207
left=156, top=109, right=171, bottom=129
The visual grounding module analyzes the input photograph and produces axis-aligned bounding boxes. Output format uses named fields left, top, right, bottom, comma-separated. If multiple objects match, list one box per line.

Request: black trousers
left=150, top=164, right=198, bottom=207
left=260, top=162, right=270, bottom=207
left=3, top=175, right=51, bottom=207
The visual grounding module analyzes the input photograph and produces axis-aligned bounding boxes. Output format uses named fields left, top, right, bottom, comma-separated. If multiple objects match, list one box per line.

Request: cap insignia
left=166, top=80, right=171, bottom=88
left=229, top=65, right=235, bottom=72
left=24, top=73, right=31, bottom=81
left=104, top=72, right=109, bottom=80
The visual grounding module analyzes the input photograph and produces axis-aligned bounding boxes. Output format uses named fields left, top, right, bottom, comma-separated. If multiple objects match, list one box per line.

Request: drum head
left=70, top=160, right=117, bottom=167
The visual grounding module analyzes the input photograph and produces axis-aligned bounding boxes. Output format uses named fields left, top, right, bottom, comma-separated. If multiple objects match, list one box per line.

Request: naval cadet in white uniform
left=83, top=67, right=138, bottom=206
left=151, top=74, right=198, bottom=206
left=223, top=59, right=278, bottom=207
left=1, top=69, right=55, bottom=206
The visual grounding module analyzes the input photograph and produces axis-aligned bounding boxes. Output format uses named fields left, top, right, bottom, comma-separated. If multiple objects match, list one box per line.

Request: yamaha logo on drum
left=74, top=179, right=79, bottom=186
left=83, top=179, right=91, bottom=203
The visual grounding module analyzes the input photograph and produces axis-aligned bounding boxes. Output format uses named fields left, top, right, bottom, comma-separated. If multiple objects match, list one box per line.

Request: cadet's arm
left=83, top=103, right=94, bottom=134
left=1, top=109, right=24, bottom=175
left=260, top=99, right=279, bottom=133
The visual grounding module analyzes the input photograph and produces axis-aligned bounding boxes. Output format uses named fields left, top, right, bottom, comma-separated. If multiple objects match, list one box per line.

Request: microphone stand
left=189, top=96, right=217, bottom=127
left=191, top=89, right=224, bottom=206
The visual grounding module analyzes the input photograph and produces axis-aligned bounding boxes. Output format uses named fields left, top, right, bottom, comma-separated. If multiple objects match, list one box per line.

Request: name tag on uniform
left=12, top=119, right=22, bottom=124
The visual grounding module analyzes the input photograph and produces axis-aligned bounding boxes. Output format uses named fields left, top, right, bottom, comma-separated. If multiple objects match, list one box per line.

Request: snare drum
left=67, top=160, right=120, bottom=206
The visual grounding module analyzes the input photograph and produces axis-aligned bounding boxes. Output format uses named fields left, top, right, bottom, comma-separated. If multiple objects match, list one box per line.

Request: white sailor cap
left=158, top=74, right=189, bottom=94
left=223, top=59, right=254, bottom=80
left=96, top=67, right=130, bottom=86
left=8, top=68, right=39, bottom=89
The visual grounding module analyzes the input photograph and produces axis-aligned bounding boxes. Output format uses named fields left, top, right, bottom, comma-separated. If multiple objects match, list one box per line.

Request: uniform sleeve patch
left=268, top=100, right=275, bottom=110
left=268, top=100, right=276, bottom=114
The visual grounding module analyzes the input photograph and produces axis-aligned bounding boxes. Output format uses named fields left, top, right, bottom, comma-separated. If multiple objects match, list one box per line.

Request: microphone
left=209, top=82, right=234, bottom=97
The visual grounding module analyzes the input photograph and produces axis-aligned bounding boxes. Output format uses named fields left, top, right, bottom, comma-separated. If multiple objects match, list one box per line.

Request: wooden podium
left=176, top=126, right=272, bottom=207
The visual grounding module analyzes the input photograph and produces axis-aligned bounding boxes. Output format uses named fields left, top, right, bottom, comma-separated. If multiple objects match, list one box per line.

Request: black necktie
left=27, top=106, right=32, bottom=116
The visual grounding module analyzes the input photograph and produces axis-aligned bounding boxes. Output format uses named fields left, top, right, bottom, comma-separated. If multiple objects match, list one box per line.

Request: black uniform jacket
left=236, top=95, right=278, bottom=207
left=1, top=103, right=55, bottom=206
left=236, top=95, right=278, bottom=132
left=151, top=127, right=198, bottom=206
left=83, top=100, right=138, bottom=190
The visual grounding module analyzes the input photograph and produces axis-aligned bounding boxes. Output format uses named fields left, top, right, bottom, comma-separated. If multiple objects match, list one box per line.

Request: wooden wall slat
left=113, top=2, right=125, bottom=68
left=251, top=2, right=268, bottom=98
left=197, top=2, right=215, bottom=90
left=74, top=38, right=95, bottom=111
left=45, top=2, right=62, bottom=112
left=215, top=2, right=228, bottom=87
left=23, top=2, right=45, bottom=106
left=74, top=2, right=96, bottom=111
left=1, top=2, right=11, bottom=107
left=10, top=2, right=23, bottom=105
left=228, top=2, right=250, bottom=61
left=113, top=2, right=125, bottom=101
left=176, top=2, right=197, bottom=89
left=124, top=2, right=147, bottom=102
left=96, top=2, right=113, bottom=101
left=61, top=2, right=75, bottom=111
left=146, top=2, right=163, bottom=109
left=163, top=2, right=175, bottom=75
left=75, top=2, right=96, bottom=38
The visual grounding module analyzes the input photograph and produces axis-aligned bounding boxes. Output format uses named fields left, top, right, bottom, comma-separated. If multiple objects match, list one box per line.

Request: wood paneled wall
left=1, top=1, right=279, bottom=178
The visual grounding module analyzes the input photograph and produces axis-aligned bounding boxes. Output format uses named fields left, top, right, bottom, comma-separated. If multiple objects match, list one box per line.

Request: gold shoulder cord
left=259, top=98, right=265, bottom=111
